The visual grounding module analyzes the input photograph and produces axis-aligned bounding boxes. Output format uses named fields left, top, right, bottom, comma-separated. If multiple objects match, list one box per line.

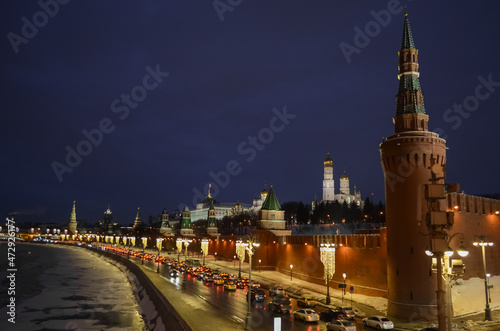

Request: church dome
left=324, top=153, right=333, bottom=165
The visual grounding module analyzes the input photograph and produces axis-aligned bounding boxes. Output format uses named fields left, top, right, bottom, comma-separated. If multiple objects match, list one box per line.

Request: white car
left=327, top=319, right=356, bottom=331
left=293, top=309, right=320, bottom=322
left=362, top=316, right=394, bottom=329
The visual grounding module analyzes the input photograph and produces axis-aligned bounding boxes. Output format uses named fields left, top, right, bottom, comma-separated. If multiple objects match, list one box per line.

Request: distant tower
left=180, top=206, right=194, bottom=236
left=339, top=171, right=350, bottom=195
left=68, top=201, right=77, bottom=234
left=207, top=201, right=220, bottom=236
left=380, top=14, right=447, bottom=320
left=322, top=153, right=335, bottom=201
left=133, top=207, right=142, bottom=229
left=259, top=186, right=284, bottom=228
left=159, top=208, right=172, bottom=236
left=103, top=204, right=114, bottom=234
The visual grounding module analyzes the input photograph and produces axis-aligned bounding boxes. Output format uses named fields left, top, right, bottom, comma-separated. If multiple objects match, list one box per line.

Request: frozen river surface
left=0, top=242, right=146, bottom=330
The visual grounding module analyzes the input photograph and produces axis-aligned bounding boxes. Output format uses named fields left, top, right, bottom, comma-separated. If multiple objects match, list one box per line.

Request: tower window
left=412, top=54, right=415, bottom=62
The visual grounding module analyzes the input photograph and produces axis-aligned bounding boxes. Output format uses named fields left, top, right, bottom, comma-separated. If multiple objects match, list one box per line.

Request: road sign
left=338, top=284, right=346, bottom=288
left=274, top=317, right=281, bottom=331
left=350, top=286, right=354, bottom=293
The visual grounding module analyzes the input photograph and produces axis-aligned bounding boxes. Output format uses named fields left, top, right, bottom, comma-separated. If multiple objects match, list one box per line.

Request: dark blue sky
left=2, top=1, right=500, bottom=225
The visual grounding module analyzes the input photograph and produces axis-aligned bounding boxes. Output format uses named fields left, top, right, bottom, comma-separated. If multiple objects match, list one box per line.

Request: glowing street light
left=176, top=238, right=183, bottom=262
left=342, top=273, right=347, bottom=304
left=156, top=238, right=164, bottom=256
left=184, top=239, right=192, bottom=261
left=473, top=235, right=494, bottom=321
left=201, top=239, right=209, bottom=266
left=236, top=240, right=245, bottom=278
left=320, top=242, right=336, bottom=304
left=290, top=264, right=293, bottom=281
left=242, top=236, right=259, bottom=329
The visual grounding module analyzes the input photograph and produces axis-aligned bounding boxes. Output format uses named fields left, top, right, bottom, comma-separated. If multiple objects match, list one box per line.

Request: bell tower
left=322, top=153, right=335, bottom=202
left=380, top=14, right=447, bottom=320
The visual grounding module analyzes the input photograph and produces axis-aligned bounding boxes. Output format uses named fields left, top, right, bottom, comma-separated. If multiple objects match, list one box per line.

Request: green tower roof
left=401, top=13, right=415, bottom=50
left=261, top=186, right=281, bottom=211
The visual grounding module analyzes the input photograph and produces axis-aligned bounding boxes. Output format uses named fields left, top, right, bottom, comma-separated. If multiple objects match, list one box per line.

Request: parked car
left=269, top=286, right=286, bottom=296
left=320, top=309, right=347, bottom=322
left=297, top=297, right=317, bottom=308
left=327, top=319, right=356, bottom=330
left=362, top=316, right=394, bottom=329
left=247, top=289, right=266, bottom=302
left=268, top=297, right=292, bottom=313
left=336, top=306, right=355, bottom=319
left=293, top=309, right=320, bottom=322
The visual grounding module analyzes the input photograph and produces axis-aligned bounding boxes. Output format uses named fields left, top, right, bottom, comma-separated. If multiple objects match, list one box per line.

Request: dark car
left=247, top=289, right=266, bottom=302
left=268, top=297, right=292, bottom=313
left=419, top=328, right=438, bottom=331
left=320, top=309, right=347, bottom=322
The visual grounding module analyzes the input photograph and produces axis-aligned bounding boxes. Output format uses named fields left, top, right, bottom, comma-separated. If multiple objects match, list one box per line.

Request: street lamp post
left=236, top=240, right=245, bottom=279
left=427, top=237, right=469, bottom=331
left=184, top=239, right=192, bottom=261
left=320, top=242, right=336, bottom=305
left=342, top=273, right=346, bottom=304
left=176, top=238, right=183, bottom=262
left=234, top=255, right=236, bottom=267
left=201, top=239, right=209, bottom=266
left=243, top=236, right=259, bottom=329
left=473, top=235, right=494, bottom=321
left=290, top=264, right=293, bottom=281
left=259, top=259, right=261, bottom=273
left=141, top=237, right=147, bottom=265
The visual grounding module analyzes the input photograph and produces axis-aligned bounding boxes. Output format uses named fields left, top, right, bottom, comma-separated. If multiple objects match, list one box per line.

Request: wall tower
left=133, top=207, right=142, bottom=229
left=380, top=14, right=447, bottom=320
left=68, top=201, right=77, bottom=234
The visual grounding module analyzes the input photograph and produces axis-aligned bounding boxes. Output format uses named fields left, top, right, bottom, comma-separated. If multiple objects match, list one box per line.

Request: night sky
left=2, top=1, right=500, bottom=226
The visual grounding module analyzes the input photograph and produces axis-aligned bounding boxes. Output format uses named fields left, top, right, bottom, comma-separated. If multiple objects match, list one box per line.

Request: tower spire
left=395, top=13, right=428, bottom=132
left=207, top=184, right=212, bottom=199
left=401, top=12, right=415, bottom=50
left=68, top=201, right=77, bottom=234
left=70, top=201, right=76, bottom=221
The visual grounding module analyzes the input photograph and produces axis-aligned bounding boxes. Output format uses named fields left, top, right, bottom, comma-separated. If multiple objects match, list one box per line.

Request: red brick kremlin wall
left=207, top=228, right=388, bottom=298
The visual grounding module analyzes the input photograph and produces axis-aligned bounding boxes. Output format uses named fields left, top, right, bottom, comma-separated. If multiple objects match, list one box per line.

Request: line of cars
left=147, top=254, right=395, bottom=329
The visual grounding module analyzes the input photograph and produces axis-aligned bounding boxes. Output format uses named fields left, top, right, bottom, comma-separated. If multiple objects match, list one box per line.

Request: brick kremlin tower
left=380, top=14, right=447, bottom=320
left=68, top=201, right=77, bottom=234
left=133, top=207, right=142, bottom=229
